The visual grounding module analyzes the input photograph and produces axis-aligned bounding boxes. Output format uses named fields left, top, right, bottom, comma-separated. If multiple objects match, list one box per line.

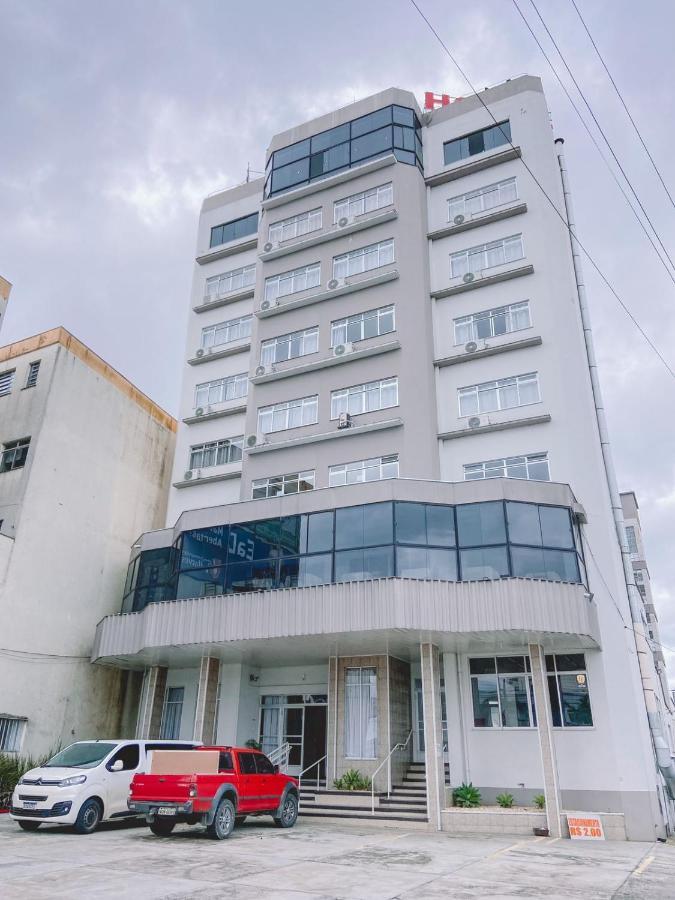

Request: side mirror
left=110, top=759, right=124, bottom=772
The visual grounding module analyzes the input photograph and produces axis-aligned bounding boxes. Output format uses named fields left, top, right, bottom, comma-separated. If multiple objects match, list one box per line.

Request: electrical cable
left=569, top=0, right=675, bottom=213
left=407, top=0, right=675, bottom=380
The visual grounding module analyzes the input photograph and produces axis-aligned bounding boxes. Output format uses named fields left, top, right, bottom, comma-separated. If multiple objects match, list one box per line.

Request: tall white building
left=93, top=77, right=675, bottom=839
left=0, top=328, right=176, bottom=757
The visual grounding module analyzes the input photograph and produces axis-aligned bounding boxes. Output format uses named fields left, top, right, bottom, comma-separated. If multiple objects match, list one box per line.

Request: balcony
left=193, top=287, right=255, bottom=314
left=260, top=208, right=398, bottom=262
left=257, top=269, right=399, bottom=318
left=250, top=339, right=400, bottom=385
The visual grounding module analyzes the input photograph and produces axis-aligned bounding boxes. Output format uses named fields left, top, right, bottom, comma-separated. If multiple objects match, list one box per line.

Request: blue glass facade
left=122, top=499, right=586, bottom=614
left=264, top=105, right=423, bottom=198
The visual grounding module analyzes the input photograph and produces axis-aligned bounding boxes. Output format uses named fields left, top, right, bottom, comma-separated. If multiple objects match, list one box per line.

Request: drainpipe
left=556, top=139, right=675, bottom=804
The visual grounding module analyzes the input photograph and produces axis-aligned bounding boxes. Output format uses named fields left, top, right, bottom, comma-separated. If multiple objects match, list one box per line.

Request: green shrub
left=333, top=769, right=372, bottom=791
left=453, top=782, right=481, bottom=808
left=0, top=752, right=47, bottom=808
left=245, top=739, right=262, bottom=751
left=533, top=794, right=546, bottom=810
left=496, top=793, right=514, bottom=808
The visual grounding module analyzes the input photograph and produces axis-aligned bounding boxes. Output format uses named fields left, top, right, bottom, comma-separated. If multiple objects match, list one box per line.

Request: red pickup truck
left=128, top=746, right=299, bottom=839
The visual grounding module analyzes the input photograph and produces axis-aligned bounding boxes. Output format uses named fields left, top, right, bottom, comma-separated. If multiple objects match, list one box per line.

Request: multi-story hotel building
left=93, top=76, right=675, bottom=839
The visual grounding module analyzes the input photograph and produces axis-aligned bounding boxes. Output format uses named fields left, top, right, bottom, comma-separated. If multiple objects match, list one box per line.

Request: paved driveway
left=1, top=814, right=674, bottom=899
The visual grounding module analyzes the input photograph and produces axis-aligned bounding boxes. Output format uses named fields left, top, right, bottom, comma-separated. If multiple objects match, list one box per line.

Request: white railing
left=268, top=742, right=291, bottom=771
left=298, top=754, right=327, bottom=790
left=370, top=729, right=413, bottom=815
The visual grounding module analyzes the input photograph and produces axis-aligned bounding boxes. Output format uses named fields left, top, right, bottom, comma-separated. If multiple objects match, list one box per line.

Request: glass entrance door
left=259, top=694, right=327, bottom=777
left=413, top=679, right=448, bottom=763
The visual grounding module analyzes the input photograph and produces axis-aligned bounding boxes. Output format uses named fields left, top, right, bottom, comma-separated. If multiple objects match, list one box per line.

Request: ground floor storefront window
left=345, top=667, right=377, bottom=759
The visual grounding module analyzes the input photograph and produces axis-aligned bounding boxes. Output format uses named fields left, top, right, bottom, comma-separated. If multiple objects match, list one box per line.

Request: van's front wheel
left=73, top=798, right=102, bottom=834
left=18, top=820, right=41, bottom=832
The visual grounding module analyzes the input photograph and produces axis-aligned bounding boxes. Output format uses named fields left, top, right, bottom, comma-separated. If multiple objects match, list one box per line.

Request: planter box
left=442, top=807, right=548, bottom=836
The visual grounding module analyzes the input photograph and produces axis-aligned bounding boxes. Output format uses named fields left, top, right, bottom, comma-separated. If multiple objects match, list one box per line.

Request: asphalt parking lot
left=2, top=813, right=675, bottom=899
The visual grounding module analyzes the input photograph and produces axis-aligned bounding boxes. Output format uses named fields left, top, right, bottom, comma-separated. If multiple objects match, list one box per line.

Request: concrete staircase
left=298, top=762, right=440, bottom=824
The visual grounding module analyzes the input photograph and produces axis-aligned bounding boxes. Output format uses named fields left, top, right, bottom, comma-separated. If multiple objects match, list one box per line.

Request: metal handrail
left=298, top=754, right=327, bottom=790
left=370, top=729, right=413, bottom=815
left=268, top=742, right=291, bottom=771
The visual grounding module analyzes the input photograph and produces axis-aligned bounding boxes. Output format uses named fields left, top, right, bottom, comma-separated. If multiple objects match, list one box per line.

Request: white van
left=10, top=739, right=198, bottom=833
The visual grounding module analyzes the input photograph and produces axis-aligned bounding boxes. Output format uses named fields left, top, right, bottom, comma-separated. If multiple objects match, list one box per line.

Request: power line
left=511, top=0, right=675, bottom=290
left=0, top=646, right=90, bottom=662
left=407, top=0, right=675, bottom=380
left=525, top=0, right=675, bottom=278
left=569, top=0, right=675, bottom=213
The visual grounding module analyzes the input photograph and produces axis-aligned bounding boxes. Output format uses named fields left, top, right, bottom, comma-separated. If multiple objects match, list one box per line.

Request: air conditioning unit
left=337, top=412, right=352, bottom=430
left=327, top=278, right=345, bottom=290
left=246, top=432, right=268, bottom=448
left=255, top=364, right=276, bottom=377
left=464, top=341, right=478, bottom=354
left=453, top=214, right=465, bottom=225
left=260, top=298, right=279, bottom=312
left=195, top=405, right=212, bottom=417
left=184, top=468, right=202, bottom=481
left=333, top=342, right=354, bottom=357
left=462, top=272, right=475, bottom=284
left=337, top=215, right=354, bottom=228
left=468, top=416, right=481, bottom=429
left=184, top=470, right=193, bottom=480
left=263, top=240, right=279, bottom=253
left=195, top=348, right=205, bottom=358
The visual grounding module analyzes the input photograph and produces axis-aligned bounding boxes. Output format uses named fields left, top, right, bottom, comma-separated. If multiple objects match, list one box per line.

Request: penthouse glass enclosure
left=122, top=499, right=586, bottom=613
left=264, top=105, right=423, bottom=198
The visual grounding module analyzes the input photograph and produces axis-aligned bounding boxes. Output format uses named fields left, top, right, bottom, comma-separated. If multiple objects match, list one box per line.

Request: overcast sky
left=1, top=0, right=674, bottom=677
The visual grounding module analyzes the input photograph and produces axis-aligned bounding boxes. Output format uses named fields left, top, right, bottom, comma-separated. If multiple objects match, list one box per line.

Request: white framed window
left=450, top=234, right=524, bottom=279
left=252, top=470, right=315, bottom=499
left=458, top=372, right=540, bottom=417
left=454, top=301, right=530, bottom=345
left=345, top=667, right=377, bottom=758
left=333, top=239, right=394, bottom=280
left=189, top=436, right=243, bottom=470
left=470, top=656, right=536, bottom=728
left=329, top=454, right=399, bottom=487
left=625, top=525, right=638, bottom=555
left=201, top=315, right=252, bottom=349
left=331, top=305, right=395, bottom=346
left=448, top=177, right=518, bottom=222
left=264, top=263, right=321, bottom=302
left=331, top=377, right=398, bottom=419
left=334, top=182, right=393, bottom=222
left=464, top=452, right=550, bottom=482
left=25, top=361, right=40, bottom=389
left=0, top=370, right=15, bottom=396
left=0, top=438, right=30, bottom=473
left=260, top=327, right=319, bottom=366
left=546, top=653, right=593, bottom=727
left=195, top=373, right=248, bottom=408
left=205, top=264, right=256, bottom=299
left=0, top=716, right=25, bottom=751
left=268, top=208, right=322, bottom=244
left=258, top=395, right=318, bottom=434
left=160, top=687, right=184, bottom=740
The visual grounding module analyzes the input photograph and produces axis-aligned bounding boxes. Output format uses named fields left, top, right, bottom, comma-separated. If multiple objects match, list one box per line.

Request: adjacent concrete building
left=0, top=328, right=176, bottom=757
left=93, top=77, right=675, bottom=839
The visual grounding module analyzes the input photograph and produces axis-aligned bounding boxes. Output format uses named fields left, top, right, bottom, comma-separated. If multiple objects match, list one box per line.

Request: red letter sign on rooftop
left=424, top=92, right=462, bottom=110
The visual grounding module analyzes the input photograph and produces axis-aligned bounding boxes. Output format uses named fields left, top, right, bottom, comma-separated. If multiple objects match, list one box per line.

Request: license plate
left=22, top=801, right=38, bottom=809
left=157, top=807, right=176, bottom=816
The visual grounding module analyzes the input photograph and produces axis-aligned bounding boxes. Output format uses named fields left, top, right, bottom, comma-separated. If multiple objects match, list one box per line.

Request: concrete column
left=327, top=656, right=338, bottom=783
left=442, top=651, right=467, bottom=786
left=421, top=643, right=445, bottom=830
left=528, top=643, right=563, bottom=837
left=193, top=656, right=220, bottom=744
left=136, top=665, right=167, bottom=739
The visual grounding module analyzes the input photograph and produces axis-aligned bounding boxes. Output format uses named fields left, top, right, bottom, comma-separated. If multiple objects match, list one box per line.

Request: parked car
left=10, top=739, right=198, bottom=833
left=128, top=745, right=299, bottom=839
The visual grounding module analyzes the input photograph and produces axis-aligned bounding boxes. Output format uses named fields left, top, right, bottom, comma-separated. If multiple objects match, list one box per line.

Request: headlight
left=59, top=775, right=87, bottom=787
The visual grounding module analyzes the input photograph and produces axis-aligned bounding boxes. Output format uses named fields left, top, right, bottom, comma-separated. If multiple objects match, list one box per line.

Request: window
left=159, top=687, right=184, bottom=739
left=546, top=654, right=593, bottom=727
left=331, top=377, right=398, bottom=419
left=448, top=177, right=518, bottom=222
left=0, top=438, right=30, bottom=472
left=201, top=316, right=252, bottom=349
left=195, top=374, right=247, bottom=408
left=252, top=470, right=315, bottom=499
left=0, top=370, right=15, bottom=396
left=443, top=120, right=512, bottom=166
left=333, top=239, right=394, bottom=280
left=25, top=361, right=40, bottom=389
left=453, top=301, right=530, bottom=345
left=107, top=744, right=140, bottom=771
left=265, top=105, right=422, bottom=198
left=329, top=455, right=399, bottom=487
left=345, top=668, right=377, bottom=758
left=0, top=716, right=24, bottom=751
left=268, top=208, right=322, bottom=243
left=334, top=183, right=394, bottom=222
left=255, top=754, right=276, bottom=775
left=238, top=752, right=257, bottom=774
left=331, top=305, right=395, bottom=346
left=458, top=372, right=540, bottom=417
left=260, top=327, right=319, bottom=366
left=258, top=395, right=318, bottom=434
left=210, top=212, right=259, bottom=248
left=450, top=234, right=524, bottom=278
left=189, top=437, right=243, bottom=470
left=205, top=264, right=256, bottom=299
left=264, top=263, right=321, bottom=303
left=219, top=751, right=234, bottom=771
left=625, top=525, right=638, bottom=555
left=470, top=656, right=535, bottom=728
left=464, top=453, right=550, bottom=482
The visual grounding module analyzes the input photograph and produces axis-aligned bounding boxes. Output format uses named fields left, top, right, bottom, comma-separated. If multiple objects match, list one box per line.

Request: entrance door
left=284, top=707, right=304, bottom=775
left=413, top=679, right=448, bottom=763
left=302, top=705, right=327, bottom=784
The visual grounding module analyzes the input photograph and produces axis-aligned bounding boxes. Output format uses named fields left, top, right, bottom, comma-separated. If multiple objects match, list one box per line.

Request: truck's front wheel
left=207, top=797, right=235, bottom=840
left=149, top=817, right=176, bottom=837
